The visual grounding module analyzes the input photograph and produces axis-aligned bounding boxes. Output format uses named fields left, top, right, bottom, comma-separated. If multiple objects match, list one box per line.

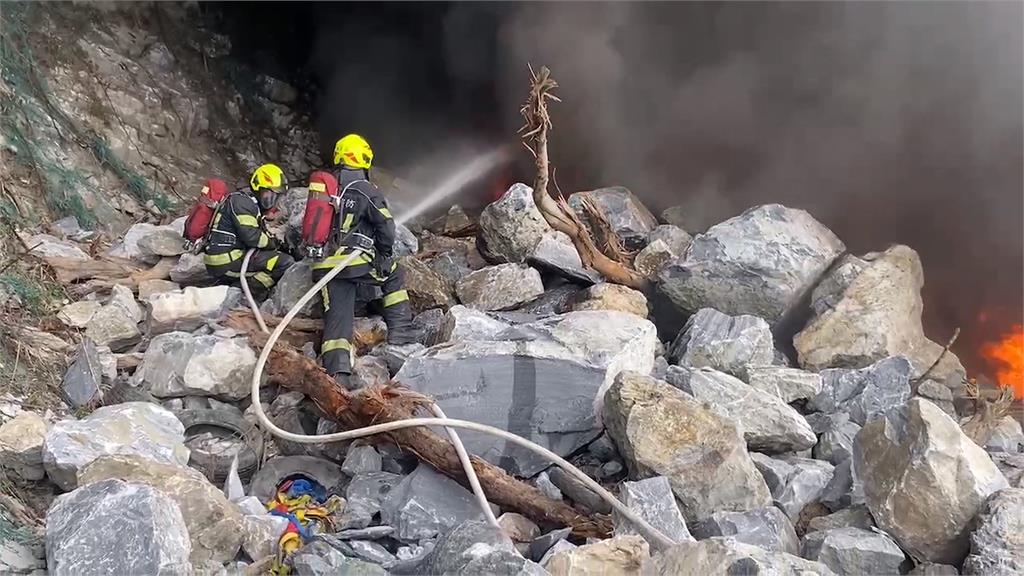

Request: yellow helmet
left=250, top=163, right=286, bottom=192
left=333, top=134, right=373, bottom=169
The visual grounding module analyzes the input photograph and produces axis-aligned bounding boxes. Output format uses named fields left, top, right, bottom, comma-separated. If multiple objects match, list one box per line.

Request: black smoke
left=210, top=2, right=1023, bottom=375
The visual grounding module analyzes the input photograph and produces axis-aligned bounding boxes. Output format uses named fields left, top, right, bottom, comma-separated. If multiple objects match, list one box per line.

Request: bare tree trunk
left=248, top=331, right=613, bottom=539
left=519, top=66, right=648, bottom=290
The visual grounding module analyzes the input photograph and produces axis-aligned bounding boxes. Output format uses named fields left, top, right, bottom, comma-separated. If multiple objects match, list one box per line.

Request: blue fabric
left=285, top=478, right=327, bottom=502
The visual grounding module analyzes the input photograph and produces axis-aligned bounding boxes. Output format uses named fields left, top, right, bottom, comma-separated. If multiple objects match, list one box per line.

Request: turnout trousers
left=204, top=248, right=294, bottom=301
left=313, top=254, right=412, bottom=376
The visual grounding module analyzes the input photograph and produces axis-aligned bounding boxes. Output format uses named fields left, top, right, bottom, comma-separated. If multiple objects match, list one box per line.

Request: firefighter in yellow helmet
left=204, top=163, right=295, bottom=300
left=313, top=134, right=416, bottom=388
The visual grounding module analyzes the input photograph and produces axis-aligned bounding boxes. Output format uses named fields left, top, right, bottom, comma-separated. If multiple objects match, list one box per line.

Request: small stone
left=381, top=463, right=494, bottom=541
left=536, top=471, right=563, bottom=502
left=751, top=453, right=835, bottom=522
left=548, top=467, right=611, bottom=515
left=570, top=283, right=649, bottom=318
left=137, top=227, right=186, bottom=258
left=963, top=488, right=1024, bottom=575
left=0, top=411, right=48, bottom=480
left=498, top=512, right=541, bottom=543
left=147, top=286, right=240, bottom=334
left=813, top=413, right=861, bottom=465
left=614, top=476, right=693, bottom=550
left=170, top=252, right=212, bottom=285
left=600, top=460, right=625, bottom=479
left=568, top=186, right=659, bottom=250
left=805, top=505, right=875, bottom=534
left=108, top=283, right=143, bottom=323
left=986, top=416, right=1024, bottom=453
left=342, top=445, right=383, bottom=476
left=352, top=355, right=390, bottom=390
left=291, top=540, right=387, bottom=576
left=342, top=472, right=404, bottom=529
left=348, top=540, right=397, bottom=566
left=84, top=304, right=141, bottom=352
left=58, top=300, right=102, bottom=328
left=412, top=307, right=445, bottom=346
left=588, top=433, right=620, bottom=462
left=429, top=520, right=544, bottom=575
left=529, top=528, right=572, bottom=562
left=241, top=514, right=288, bottom=562
left=61, top=340, right=104, bottom=409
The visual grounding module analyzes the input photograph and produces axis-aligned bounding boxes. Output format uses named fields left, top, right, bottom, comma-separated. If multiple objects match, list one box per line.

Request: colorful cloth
left=267, top=477, right=343, bottom=575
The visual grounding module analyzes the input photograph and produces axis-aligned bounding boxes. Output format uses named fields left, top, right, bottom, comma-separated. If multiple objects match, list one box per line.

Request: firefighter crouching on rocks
left=204, top=163, right=295, bottom=300
left=313, top=134, right=417, bottom=388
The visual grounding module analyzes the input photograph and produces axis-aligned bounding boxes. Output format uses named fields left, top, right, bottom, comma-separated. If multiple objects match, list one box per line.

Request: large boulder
left=169, top=252, right=212, bottom=285
left=668, top=308, right=773, bottom=379
left=430, top=521, right=545, bottom=575
left=478, top=183, right=552, bottom=263
left=42, top=402, right=190, bottom=490
left=291, top=540, right=387, bottom=576
left=855, top=398, right=1009, bottom=564
left=135, top=332, right=257, bottom=400
left=400, top=256, right=456, bottom=312
left=808, top=356, right=914, bottom=426
left=546, top=535, right=649, bottom=576
left=79, top=454, right=243, bottom=564
left=986, top=417, right=1024, bottom=453
left=751, top=453, right=835, bottom=521
left=962, top=488, right=1024, bottom=575
left=437, top=305, right=511, bottom=344
left=107, top=222, right=179, bottom=263
left=0, top=411, right=48, bottom=481
left=568, top=283, right=649, bottom=318
left=137, top=228, right=186, bottom=260
left=602, top=372, right=772, bottom=522
left=46, top=479, right=191, bottom=576
left=690, top=507, right=800, bottom=556
left=455, top=263, right=544, bottom=311
left=746, top=366, right=823, bottom=404
left=567, top=186, right=658, bottom=250
left=20, top=232, right=90, bottom=261
left=647, top=537, right=836, bottom=575
left=147, top=285, right=240, bottom=334
left=665, top=367, right=816, bottom=454
left=658, top=204, right=844, bottom=324
left=800, top=527, right=907, bottom=576
left=397, top=311, right=657, bottom=476
left=84, top=303, right=141, bottom=352
left=795, top=246, right=966, bottom=383
left=614, top=476, right=694, bottom=550
left=380, top=463, right=493, bottom=541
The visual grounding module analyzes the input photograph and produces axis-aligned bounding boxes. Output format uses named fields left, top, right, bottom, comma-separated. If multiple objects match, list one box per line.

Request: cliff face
left=0, top=1, right=319, bottom=233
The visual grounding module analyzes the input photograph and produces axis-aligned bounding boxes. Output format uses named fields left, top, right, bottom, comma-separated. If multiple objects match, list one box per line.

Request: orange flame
left=980, top=323, right=1024, bottom=399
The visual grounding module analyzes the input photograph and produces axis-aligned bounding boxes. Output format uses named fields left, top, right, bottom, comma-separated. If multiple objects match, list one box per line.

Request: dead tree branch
left=960, top=377, right=1015, bottom=447
left=248, top=331, right=612, bottom=539
left=911, top=327, right=960, bottom=394
left=519, top=65, right=647, bottom=290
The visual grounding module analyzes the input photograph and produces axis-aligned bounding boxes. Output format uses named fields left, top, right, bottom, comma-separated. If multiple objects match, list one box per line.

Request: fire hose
left=240, top=237, right=677, bottom=551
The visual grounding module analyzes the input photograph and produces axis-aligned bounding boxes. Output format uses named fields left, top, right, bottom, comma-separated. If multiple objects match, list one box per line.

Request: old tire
left=177, top=409, right=264, bottom=483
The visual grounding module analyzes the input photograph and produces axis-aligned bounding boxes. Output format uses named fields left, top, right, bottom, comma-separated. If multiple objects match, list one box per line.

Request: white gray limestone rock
left=478, top=183, right=552, bottom=263
left=962, top=488, right=1024, bottom=575
left=647, top=537, right=836, bottom=575
left=57, top=300, right=102, bottom=328
left=291, top=540, right=387, bottom=576
left=569, top=283, right=649, bottom=318
left=805, top=505, right=875, bottom=534
left=21, top=232, right=90, bottom=261
left=430, top=521, right=546, bottom=575
left=381, top=464, right=493, bottom=541
left=341, top=445, right=382, bottom=476
left=568, top=186, right=659, bottom=250
left=751, top=453, right=835, bottom=521
left=690, top=506, right=800, bottom=556
left=455, top=263, right=544, bottom=311
left=136, top=332, right=256, bottom=400
left=0, top=411, right=48, bottom=481
left=84, top=303, right=141, bottom=352
left=668, top=308, right=774, bottom=379
left=169, top=252, right=212, bottom=285
left=527, top=230, right=586, bottom=281
left=636, top=225, right=692, bottom=276
left=855, top=398, right=1009, bottom=564
left=147, top=285, right=240, bottom=334
left=985, top=417, right=1024, bottom=453
left=263, top=260, right=319, bottom=318
left=746, top=366, right=823, bottom=404
left=46, top=479, right=191, bottom=576
left=809, top=356, right=914, bottom=426
left=800, top=527, right=907, bottom=576
left=438, top=304, right=511, bottom=343
left=813, top=413, right=861, bottom=465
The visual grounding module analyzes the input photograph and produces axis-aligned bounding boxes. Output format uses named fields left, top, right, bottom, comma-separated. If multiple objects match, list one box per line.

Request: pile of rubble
left=1, top=182, right=1022, bottom=576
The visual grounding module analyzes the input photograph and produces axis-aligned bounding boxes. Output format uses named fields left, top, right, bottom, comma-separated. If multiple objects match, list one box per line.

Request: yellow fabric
left=267, top=255, right=280, bottom=271
left=250, top=163, right=285, bottom=191
left=383, top=289, right=409, bottom=308
left=309, top=182, right=326, bottom=192
left=378, top=206, right=392, bottom=219
left=311, top=249, right=372, bottom=270
left=236, top=214, right=259, bottom=227
left=341, top=212, right=354, bottom=232
left=253, top=272, right=274, bottom=288
left=203, top=249, right=244, bottom=266
left=320, top=287, right=330, bottom=311
left=321, top=338, right=351, bottom=353
left=333, top=134, right=373, bottom=168
left=257, top=232, right=270, bottom=249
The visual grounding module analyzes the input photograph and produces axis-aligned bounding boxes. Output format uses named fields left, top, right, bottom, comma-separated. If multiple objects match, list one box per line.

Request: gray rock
left=241, top=514, right=288, bottom=562
left=50, top=215, right=90, bottom=241
left=138, top=279, right=181, bottom=299
left=690, top=506, right=800, bottom=556
left=398, top=311, right=657, bottom=476
left=796, top=246, right=966, bottom=384
left=291, top=540, right=387, bottom=576
left=600, top=460, right=624, bottom=479
left=819, top=458, right=865, bottom=512
left=569, top=282, right=649, bottom=319
left=107, top=223, right=175, bottom=263
left=746, top=366, right=823, bottom=404
left=136, top=332, right=257, bottom=400
left=456, top=263, right=544, bottom=311
left=648, top=537, right=836, bottom=575
left=548, top=467, right=611, bottom=514
left=137, top=228, right=186, bottom=259
left=527, top=231, right=588, bottom=282
left=332, top=526, right=395, bottom=540
left=478, top=183, right=552, bottom=263
left=910, top=563, right=961, bottom=575
left=751, top=454, right=835, bottom=521
left=668, top=308, right=774, bottom=379
left=43, top=402, right=189, bottom=490
left=568, top=186, right=659, bottom=250
left=400, top=256, right=456, bottom=312
left=46, top=479, right=191, bottom=576
left=498, top=512, right=540, bottom=544
left=412, top=308, right=446, bottom=346
left=438, top=305, right=511, bottom=344
left=343, top=472, right=404, bottom=529
left=0, top=537, right=44, bottom=574
left=342, top=445, right=383, bottom=476
left=147, top=286, right=240, bottom=334
left=62, top=340, right=104, bottom=409
left=637, top=226, right=693, bottom=276
left=588, top=433, right=620, bottom=462
left=658, top=204, right=844, bottom=324
left=259, top=74, right=298, bottom=103
left=430, top=520, right=546, bottom=575
left=20, top=232, right=90, bottom=261
left=990, top=452, right=1024, bottom=488
left=603, top=371, right=772, bottom=523
left=659, top=206, right=690, bottom=230
left=352, top=355, right=391, bottom=390
left=649, top=224, right=694, bottom=253
left=806, top=505, right=875, bottom=534
left=349, top=540, right=397, bottom=566
left=666, top=367, right=816, bottom=454
left=263, top=260, right=319, bottom=318
left=516, top=284, right=580, bottom=317
left=546, top=535, right=650, bottom=574
left=915, top=379, right=958, bottom=418
left=0, top=411, right=48, bottom=481
left=855, top=398, right=1009, bottom=564
left=813, top=413, right=861, bottom=465
left=809, top=356, right=914, bottom=426
left=986, top=417, right=1023, bottom=453
left=249, top=455, right=346, bottom=504
left=374, top=342, right=425, bottom=375
left=539, top=540, right=576, bottom=567
left=84, top=303, right=141, bottom=352
left=57, top=300, right=102, bottom=328
left=535, top=471, right=563, bottom=502
left=614, top=476, right=694, bottom=549
left=808, top=254, right=869, bottom=316
left=963, top=488, right=1024, bottom=575
left=381, top=464, right=493, bottom=541
left=801, top=527, right=907, bottom=576
left=428, top=204, right=475, bottom=237
left=170, top=252, right=212, bottom=285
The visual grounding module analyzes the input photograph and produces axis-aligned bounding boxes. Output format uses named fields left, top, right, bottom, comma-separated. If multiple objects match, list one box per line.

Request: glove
left=374, top=254, right=395, bottom=279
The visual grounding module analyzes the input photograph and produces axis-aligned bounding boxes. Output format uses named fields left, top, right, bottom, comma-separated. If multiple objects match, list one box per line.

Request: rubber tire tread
left=177, top=408, right=264, bottom=483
